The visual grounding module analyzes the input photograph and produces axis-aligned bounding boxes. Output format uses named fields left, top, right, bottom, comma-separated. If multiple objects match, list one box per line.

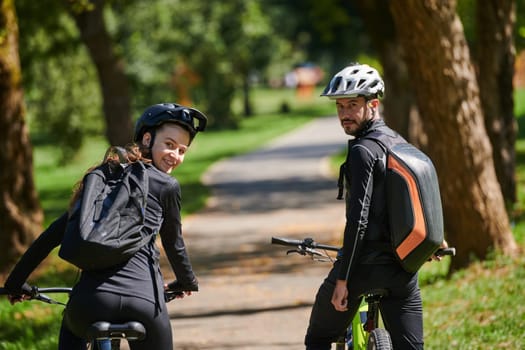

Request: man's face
left=335, top=97, right=373, bottom=136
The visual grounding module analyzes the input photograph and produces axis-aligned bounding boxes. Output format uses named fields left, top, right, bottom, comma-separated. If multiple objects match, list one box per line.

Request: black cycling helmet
left=133, top=103, right=207, bottom=144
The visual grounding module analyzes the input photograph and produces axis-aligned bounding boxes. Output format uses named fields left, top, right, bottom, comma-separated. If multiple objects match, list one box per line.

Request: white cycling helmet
left=321, top=63, right=384, bottom=99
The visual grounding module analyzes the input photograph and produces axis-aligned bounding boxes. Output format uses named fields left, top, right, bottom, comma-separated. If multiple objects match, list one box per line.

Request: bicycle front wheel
left=367, top=328, right=392, bottom=350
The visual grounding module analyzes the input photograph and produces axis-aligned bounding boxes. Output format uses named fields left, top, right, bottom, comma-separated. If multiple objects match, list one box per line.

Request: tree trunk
left=389, top=0, right=518, bottom=271
left=203, top=71, right=239, bottom=129
left=476, top=0, right=517, bottom=210
left=0, top=0, right=43, bottom=278
left=243, top=75, right=253, bottom=117
left=65, top=0, right=133, bottom=146
left=356, top=0, right=416, bottom=141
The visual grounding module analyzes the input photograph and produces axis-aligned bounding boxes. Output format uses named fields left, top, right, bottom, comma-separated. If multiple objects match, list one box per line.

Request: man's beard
left=345, top=117, right=372, bottom=136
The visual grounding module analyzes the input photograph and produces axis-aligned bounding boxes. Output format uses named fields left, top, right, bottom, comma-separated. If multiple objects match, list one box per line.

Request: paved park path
left=167, top=116, right=347, bottom=350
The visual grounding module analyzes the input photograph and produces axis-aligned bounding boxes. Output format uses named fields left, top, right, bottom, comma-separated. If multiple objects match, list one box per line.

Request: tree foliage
left=14, top=0, right=375, bottom=142
left=107, top=0, right=281, bottom=128
left=16, top=0, right=103, bottom=163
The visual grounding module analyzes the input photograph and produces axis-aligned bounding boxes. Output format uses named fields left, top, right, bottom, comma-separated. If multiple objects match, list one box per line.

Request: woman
left=4, top=103, right=207, bottom=350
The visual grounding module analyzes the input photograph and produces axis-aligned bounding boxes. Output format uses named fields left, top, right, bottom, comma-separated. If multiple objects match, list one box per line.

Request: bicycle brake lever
left=35, top=293, right=67, bottom=306
left=164, top=290, right=184, bottom=302
left=305, top=247, right=324, bottom=256
left=286, top=249, right=306, bottom=255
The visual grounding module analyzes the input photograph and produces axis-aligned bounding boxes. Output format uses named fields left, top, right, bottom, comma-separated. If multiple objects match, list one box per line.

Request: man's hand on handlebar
left=429, top=240, right=456, bottom=262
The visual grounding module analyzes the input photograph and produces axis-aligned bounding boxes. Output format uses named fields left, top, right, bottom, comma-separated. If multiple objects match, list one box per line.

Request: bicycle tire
left=367, top=328, right=392, bottom=350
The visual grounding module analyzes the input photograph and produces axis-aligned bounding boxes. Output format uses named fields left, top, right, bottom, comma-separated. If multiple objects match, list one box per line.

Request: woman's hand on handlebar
left=4, top=283, right=33, bottom=305
left=4, top=283, right=32, bottom=305
left=164, top=279, right=199, bottom=301
left=8, top=293, right=30, bottom=305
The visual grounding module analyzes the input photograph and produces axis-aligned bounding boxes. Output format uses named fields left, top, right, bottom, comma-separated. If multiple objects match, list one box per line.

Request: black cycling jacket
left=5, top=165, right=197, bottom=303
left=337, top=119, right=406, bottom=281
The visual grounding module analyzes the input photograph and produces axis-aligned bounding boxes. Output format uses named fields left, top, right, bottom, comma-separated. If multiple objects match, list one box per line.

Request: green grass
left=1, top=87, right=524, bottom=349
left=513, top=87, right=525, bottom=244
left=421, top=254, right=525, bottom=349
left=0, top=296, right=67, bottom=349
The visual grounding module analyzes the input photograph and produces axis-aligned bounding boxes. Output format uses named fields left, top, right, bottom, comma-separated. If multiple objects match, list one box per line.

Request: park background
left=0, top=1, right=524, bottom=349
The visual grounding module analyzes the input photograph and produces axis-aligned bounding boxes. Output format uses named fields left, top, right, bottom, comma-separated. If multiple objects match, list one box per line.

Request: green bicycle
left=271, top=236, right=455, bottom=350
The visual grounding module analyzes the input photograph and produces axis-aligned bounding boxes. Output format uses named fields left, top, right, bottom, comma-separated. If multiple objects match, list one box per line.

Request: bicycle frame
left=334, top=301, right=368, bottom=350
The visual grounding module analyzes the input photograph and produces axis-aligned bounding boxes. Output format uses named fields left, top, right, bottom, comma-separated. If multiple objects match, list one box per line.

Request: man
left=304, top=63, right=424, bottom=349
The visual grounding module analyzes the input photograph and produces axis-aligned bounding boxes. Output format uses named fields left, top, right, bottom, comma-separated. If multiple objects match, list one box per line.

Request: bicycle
left=271, top=236, right=456, bottom=350
left=0, top=284, right=187, bottom=350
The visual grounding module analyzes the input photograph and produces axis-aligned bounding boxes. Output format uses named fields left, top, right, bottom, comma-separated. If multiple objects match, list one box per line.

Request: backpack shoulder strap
left=125, top=161, right=150, bottom=207
left=362, top=125, right=406, bottom=151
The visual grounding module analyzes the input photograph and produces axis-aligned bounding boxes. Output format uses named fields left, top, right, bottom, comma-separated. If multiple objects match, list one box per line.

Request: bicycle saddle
left=85, top=321, right=146, bottom=341
left=362, top=288, right=389, bottom=299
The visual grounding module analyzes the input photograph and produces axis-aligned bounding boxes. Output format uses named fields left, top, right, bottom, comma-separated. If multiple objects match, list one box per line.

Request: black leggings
left=59, top=290, right=173, bottom=350
left=305, top=260, right=423, bottom=350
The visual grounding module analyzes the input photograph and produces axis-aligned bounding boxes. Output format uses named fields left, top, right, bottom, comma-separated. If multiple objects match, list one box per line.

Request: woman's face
left=142, top=123, right=191, bottom=174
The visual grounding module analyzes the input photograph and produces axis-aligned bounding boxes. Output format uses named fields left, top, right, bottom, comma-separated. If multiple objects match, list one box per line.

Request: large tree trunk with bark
left=389, top=0, right=518, bottom=271
left=476, top=0, right=517, bottom=210
left=65, top=0, right=133, bottom=146
left=356, top=0, right=416, bottom=141
left=0, top=0, right=43, bottom=278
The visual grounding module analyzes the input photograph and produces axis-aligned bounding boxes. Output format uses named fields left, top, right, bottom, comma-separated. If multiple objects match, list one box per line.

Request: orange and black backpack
left=365, top=127, right=444, bottom=273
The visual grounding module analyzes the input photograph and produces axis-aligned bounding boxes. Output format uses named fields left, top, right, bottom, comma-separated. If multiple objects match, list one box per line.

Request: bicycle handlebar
left=271, top=236, right=456, bottom=258
left=271, top=236, right=339, bottom=252
left=164, top=280, right=198, bottom=302
left=0, top=287, right=73, bottom=295
left=435, top=247, right=456, bottom=257
left=1, top=283, right=190, bottom=304
left=0, top=286, right=72, bottom=306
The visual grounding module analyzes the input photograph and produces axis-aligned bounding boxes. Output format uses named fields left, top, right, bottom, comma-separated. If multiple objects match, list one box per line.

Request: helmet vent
left=333, top=76, right=342, bottom=92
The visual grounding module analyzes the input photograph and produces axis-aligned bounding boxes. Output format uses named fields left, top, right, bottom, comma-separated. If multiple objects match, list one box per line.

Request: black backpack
left=59, top=161, right=153, bottom=271
left=364, top=127, right=444, bottom=273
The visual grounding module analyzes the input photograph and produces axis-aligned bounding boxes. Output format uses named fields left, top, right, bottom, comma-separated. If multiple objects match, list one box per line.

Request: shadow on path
left=165, top=116, right=347, bottom=350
